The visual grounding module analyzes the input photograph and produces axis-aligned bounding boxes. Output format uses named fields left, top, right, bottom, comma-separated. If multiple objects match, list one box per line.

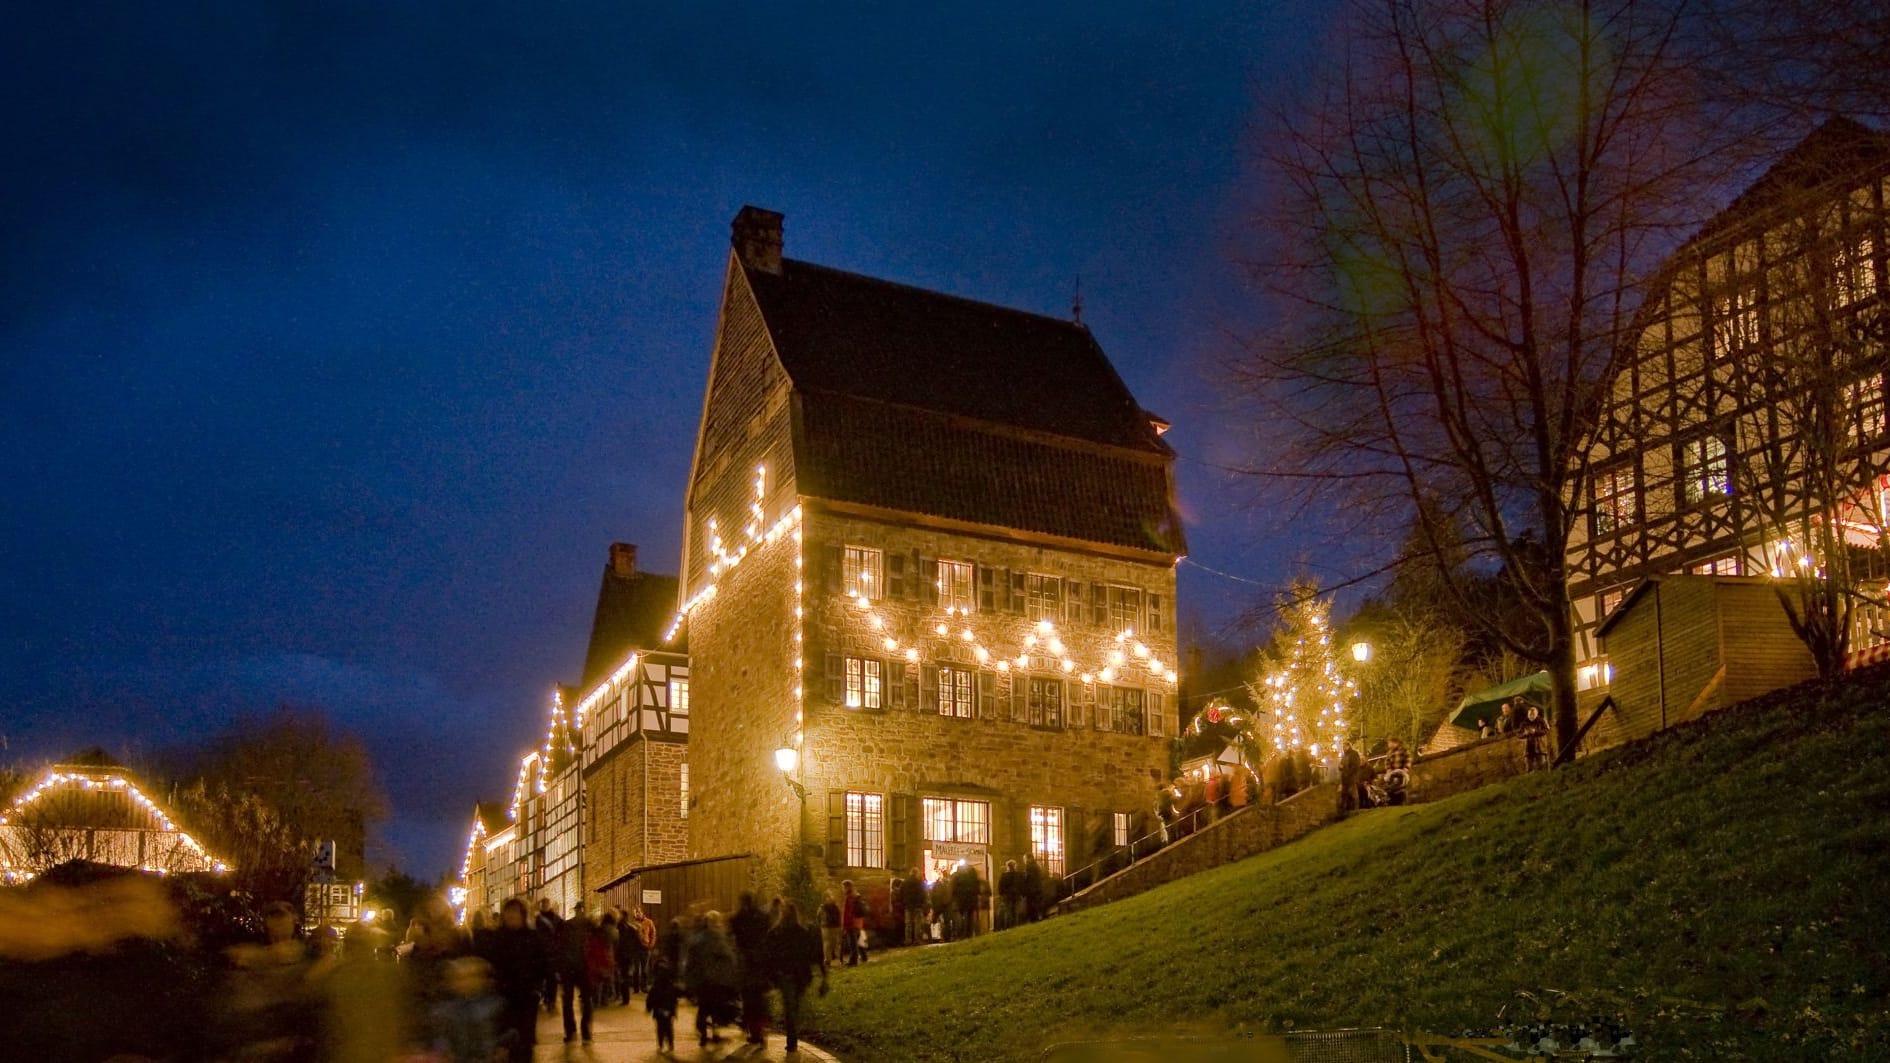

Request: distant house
left=0, top=750, right=230, bottom=883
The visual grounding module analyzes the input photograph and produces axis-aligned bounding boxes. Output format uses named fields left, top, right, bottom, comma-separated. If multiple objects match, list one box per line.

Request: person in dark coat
left=1022, top=854, right=1047, bottom=923
left=900, top=870, right=928, bottom=944
left=477, top=898, right=548, bottom=1063
left=762, top=902, right=828, bottom=1054
left=557, top=902, right=595, bottom=1044
left=1339, top=740, right=1363, bottom=813
left=682, top=912, right=740, bottom=1046
left=1383, top=738, right=1413, bottom=805
left=727, top=893, right=773, bottom=1047
left=1521, top=704, right=1551, bottom=771
left=950, top=862, right=982, bottom=938
left=532, top=899, right=563, bottom=1014
left=645, top=952, right=680, bottom=1053
left=996, top=860, right=1021, bottom=930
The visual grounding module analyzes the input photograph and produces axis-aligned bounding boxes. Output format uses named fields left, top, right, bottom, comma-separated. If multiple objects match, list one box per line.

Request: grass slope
left=803, top=669, right=1890, bottom=1061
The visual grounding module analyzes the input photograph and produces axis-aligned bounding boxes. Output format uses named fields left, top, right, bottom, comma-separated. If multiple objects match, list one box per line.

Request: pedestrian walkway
left=533, top=998, right=838, bottom=1062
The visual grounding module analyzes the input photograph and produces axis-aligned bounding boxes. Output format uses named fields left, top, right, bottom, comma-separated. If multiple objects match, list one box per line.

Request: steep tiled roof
left=582, top=567, right=682, bottom=687
left=1688, top=117, right=1890, bottom=252
left=741, top=257, right=1185, bottom=556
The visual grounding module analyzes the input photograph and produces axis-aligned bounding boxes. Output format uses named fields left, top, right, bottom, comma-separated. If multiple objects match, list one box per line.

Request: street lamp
left=1350, top=641, right=1373, bottom=663
left=774, top=745, right=806, bottom=800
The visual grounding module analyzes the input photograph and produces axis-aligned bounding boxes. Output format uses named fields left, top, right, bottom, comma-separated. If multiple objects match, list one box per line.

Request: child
left=432, top=956, right=502, bottom=1063
left=646, top=955, right=680, bottom=1053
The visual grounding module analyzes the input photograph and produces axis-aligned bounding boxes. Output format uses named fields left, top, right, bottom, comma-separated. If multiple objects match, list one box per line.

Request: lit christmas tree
left=1257, top=584, right=1357, bottom=763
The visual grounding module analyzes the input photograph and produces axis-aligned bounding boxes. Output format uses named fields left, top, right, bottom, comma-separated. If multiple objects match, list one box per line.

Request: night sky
left=1, top=2, right=1336, bottom=876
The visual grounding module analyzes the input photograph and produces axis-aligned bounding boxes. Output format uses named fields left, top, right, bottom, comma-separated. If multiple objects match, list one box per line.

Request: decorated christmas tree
left=1256, top=583, right=1357, bottom=763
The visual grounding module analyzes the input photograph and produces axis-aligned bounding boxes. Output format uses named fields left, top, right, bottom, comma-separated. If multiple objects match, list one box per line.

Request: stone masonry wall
left=1407, top=736, right=1531, bottom=803
left=583, top=738, right=691, bottom=896
left=1057, top=784, right=1338, bottom=912
left=801, top=506, right=1178, bottom=895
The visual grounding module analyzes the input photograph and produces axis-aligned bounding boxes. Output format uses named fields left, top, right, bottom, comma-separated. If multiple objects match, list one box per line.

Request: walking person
left=996, top=860, right=1020, bottom=931
left=1339, top=739, right=1363, bottom=814
left=763, top=902, right=828, bottom=1055
left=901, top=869, right=928, bottom=945
left=646, top=952, right=680, bottom=1054
left=1022, top=853, right=1046, bottom=924
left=728, top=893, right=773, bottom=1048
left=623, top=906, right=654, bottom=998
left=476, top=897, right=548, bottom=1063
left=819, top=891, right=842, bottom=964
left=532, top=899, right=563, bottom=1014
left=930, top=870, right=954, bottom=941
left=839, top=880, right=868, bottom=965
left=950, top=861, right=982, bottom=938
left=557, top=902, right=596, bottom=1044
left=683, top=912, right=740, bottom=1047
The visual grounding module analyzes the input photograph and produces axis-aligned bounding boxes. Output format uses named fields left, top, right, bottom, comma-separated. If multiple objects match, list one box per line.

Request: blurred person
left=996, top=860, right=1020, bottom=931
left=557, top=900, right=597, bottom=1043
left=475, top=897, right=546, bottom=1063
left=532, top=898, right=563, bottom=1013
left=818, top=891, right=842, bottom=962
left=682, top=911, right=739, bottom=1046
left=728, top=892, right=773, bottom=1046
left=950, top=862, right=981, bottom=939
left=839, top=880, right=868, bottom=963
left=430, top=956, right=501, bottom=1063
left=220, top=899, right=318, bottom=1061
left=762, top=901, right=828, bottom=1055
left=318, top=914, right=406, bottom=1063
left=900, top=869, right=928, bottom=944
left=645, top=952, right=680, bottom=1053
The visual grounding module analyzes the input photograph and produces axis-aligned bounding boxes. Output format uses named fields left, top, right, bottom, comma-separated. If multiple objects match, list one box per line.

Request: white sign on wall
left=642, top=889, right=662, bottom=905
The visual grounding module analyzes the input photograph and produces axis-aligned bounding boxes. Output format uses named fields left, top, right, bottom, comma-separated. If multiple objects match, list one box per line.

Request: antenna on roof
left=1071, top=275, right=1084, bottom=325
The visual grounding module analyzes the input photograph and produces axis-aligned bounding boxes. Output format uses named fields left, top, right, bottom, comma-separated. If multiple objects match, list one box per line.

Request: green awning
left=1449, top=670, right=1552, bottom=730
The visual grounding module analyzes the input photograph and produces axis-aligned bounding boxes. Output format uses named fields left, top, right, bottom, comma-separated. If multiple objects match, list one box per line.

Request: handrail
left=1558, top=694, right=1616, bottom=765
left=1054, top=799, right=1235, bottom=898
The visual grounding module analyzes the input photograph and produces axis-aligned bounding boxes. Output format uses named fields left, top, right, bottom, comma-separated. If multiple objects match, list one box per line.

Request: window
left=679, top=762, right=689, bottom=820
left=1680, top=437, right=1730, bottom=505
left=1106, top=586, right=1144, bottom=632
left=1104, top=686, right=1146, bottom=735
left=1025, top=677, right=1064, bottom=728
left=1691, top=555, right=1740, bottom=576
left=843, top=657, right=883, bottom=709
left=845, top=792, right=884, bottom=867
left=921, top=798, right=990, bottom=845
left=1594, top=464, right=1637, bottom=534
left=1029, top=805, right=1065, bottom=877
left=1599, top=588, right=1626, bottom=618
left=1847, top=376, right=1887, bottom=446
left=936, top=665, right=974, bottom=718
left=1112, top=812, right=1131, bottom=848
left=1837, top=236, right=1879, bottom=305
left=1711, top=288, right=1759, bottom=356
left=1025, top=573, right=1062, bottom=622
left=844, top=546, right=884, bottom=600
left=938, top=559, right=974, bottom=613
left=669, top=679, right=690, bottom=715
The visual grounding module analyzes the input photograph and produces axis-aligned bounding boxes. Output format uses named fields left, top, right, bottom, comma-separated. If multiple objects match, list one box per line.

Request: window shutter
left=903, top=665, right=921, bottom=711
left=888, top=662, right=908, bottom=710
left=998, top=673, right=1015, bottom=721
left=1147, top=691, right=1168, bottom=738
left=978, top=671, right=997, bottom=719
left=1148, top=594, right=1164, bottom=633
left=822, top=544, right=843, bottom=594
left=1092, top=585, right=1110, bottom=626
left=825, top=653, right=845, bottom=705
left=1008, top=570, right=1026, bottom=614
left=1067, top=808, right=1088, bottom=872
left=920, top=557, right=939, bottom=605
left=907, top=550, right=924, bottom=600
left=921, top=664, right=939, bottom=713
left=1011, top=800, right=1032, bottom=865
left=978, top=565, right=997, bottom=612
left=888, top=794, right=914, bottom=872
left=826, top=791, right=848, bottom=868
left=887, top=552, right=907, bottom=599
left=1064, top=580, right=1084, bottom=625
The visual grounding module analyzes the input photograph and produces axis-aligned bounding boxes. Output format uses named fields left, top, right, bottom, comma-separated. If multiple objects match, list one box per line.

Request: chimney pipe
left=609, top=542, right=637, bottom=578
left=731, top=206, right=784, bottom=274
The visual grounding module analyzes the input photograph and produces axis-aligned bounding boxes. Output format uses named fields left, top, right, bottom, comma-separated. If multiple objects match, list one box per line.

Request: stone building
left=673, top=206, right=1186, bottom=902
left=461, top=543, right=689, bottom=917
left=1568, top=118, right=1890, bottom=707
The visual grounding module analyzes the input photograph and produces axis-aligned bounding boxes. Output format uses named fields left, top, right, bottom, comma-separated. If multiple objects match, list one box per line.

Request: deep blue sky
left=1, top=2, right=1335, bottom=876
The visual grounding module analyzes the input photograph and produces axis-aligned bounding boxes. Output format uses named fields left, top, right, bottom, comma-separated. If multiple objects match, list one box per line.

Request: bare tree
left=1238, top=0, right=1725, bottom=759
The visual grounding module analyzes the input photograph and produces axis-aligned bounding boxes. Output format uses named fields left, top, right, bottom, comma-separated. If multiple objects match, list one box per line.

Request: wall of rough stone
left=1056, top=784, right=1339, bottom=913
left=582, top=737, right=691, bottom=895
left=1407, top=736, right=1531, bottom=803
left=798, top=507, right=1178, bottom=895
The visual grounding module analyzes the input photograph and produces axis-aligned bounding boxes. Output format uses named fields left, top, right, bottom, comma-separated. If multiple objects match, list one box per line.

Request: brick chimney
left=608, top=542, right=638, bottom=578
left=731, top=205, right=784, bottom=274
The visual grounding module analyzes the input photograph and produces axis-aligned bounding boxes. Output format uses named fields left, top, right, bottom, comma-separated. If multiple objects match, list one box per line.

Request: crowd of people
left=1482, top=699, right=1553, bottom=770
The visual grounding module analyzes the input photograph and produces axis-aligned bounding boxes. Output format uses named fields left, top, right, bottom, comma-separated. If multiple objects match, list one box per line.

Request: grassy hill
left=801, top=667, right=1890, bottom=1060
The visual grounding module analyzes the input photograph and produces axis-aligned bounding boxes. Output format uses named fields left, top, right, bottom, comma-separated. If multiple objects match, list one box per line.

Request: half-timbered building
left=1569, top=118, right=1890, bottom=710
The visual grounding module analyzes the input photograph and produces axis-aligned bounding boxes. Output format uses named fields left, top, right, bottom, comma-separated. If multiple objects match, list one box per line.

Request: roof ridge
left=797, top=386, right=1171, bottom=461
left=773, top=257, right=1092, bottom=333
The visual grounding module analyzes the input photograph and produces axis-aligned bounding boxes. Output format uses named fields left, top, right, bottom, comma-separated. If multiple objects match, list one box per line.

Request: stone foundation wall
left=1408, top=735, right=1531, bottom=802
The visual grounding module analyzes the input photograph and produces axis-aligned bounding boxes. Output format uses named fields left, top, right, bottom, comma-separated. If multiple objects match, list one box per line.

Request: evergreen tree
left=1255, top=583, right=1357, bottom=763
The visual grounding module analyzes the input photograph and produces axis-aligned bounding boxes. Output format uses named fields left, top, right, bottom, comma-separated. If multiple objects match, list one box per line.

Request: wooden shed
left=1597, top=574, right=1817, bottom=744
left=595, top=852, right=756, bottom=922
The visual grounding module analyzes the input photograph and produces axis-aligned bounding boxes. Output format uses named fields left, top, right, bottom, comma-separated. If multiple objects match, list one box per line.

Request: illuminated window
left=1577, top=659, right=1615, bottom=691
left=845, top=657, right=883, bottom=710
left=1594, top=464, right=1638, bottom=534
left=844, top=546, right=884, bottom=600
left=1680, top=436, right=1730, bottom=505
left=1711, top=288, right=1760, bottom=356
left=668, top=679, right=690, bottom=715
left=921, top=797, right=991, bottom=845
left=1599, top=588, right=1626, bottom=618
left=938, top=559, right=974, bottom=613
left=1106, top=585, right=1144, bottom=631
left=1112, top=812, right=1131, bottom=848
left=1690, top=554, right=1741, bottom=576
left=936, top=665, right=974, bottom=718
left=1847, top=376, right=1887, bottom=446
left=679, top=762, right=689, bottom=820
left=1029, top=805, right=1065, bottom=877
left=1104, top=686, right=1146, bottom=735
left=1025, top=573, right=1062, bottom=622
left=1837, top=236, right=1879, bottom=305
left=1025, top=677, right=1064, bottom=729
left=845, top=792, right=884, bottom=868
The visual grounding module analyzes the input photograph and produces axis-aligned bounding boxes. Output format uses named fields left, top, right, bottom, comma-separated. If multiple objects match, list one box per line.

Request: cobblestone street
left=532, top=998, right=838, bottom=1062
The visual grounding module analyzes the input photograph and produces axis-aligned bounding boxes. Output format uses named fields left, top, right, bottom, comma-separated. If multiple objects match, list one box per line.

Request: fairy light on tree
left=1257, top=582, right=1357, bottom=764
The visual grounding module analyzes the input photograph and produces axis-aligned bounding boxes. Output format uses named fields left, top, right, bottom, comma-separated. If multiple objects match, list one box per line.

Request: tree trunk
left=1547, top=615, right=1580, bottom=765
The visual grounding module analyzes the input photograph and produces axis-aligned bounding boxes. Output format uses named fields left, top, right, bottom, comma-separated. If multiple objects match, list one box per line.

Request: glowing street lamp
left=1350, top=641, right=1373, bottom=663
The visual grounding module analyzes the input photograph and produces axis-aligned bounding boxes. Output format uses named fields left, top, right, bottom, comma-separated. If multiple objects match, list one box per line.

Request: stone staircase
left=1050, top=735, right=1537, bottom=916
